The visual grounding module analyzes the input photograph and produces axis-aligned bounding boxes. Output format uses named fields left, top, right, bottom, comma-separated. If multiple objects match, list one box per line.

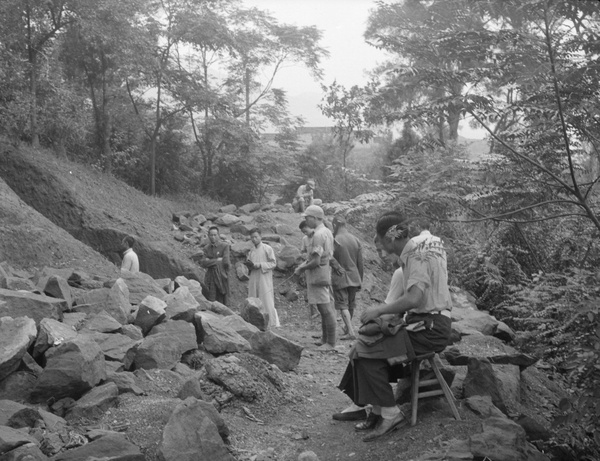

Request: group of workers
left=119, top=180, right=453, bottom=443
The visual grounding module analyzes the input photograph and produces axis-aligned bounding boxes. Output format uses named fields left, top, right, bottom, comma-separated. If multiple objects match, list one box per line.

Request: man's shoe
left=355, top=413, right=381, bottom=431
left=332, top=408, right=367, bottom=421
left=362, top=412, right=407, bottom=442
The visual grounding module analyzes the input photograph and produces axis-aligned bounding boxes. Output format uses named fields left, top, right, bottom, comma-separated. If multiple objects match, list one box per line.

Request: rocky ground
left=0, top=141, right=568, bottom=461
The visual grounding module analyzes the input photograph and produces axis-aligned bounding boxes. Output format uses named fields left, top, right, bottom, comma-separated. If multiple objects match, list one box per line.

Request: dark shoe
left=362, top=412, right=407, bottom=442
left=355, top=413, right=381, bottom=432
left=332, top=408, right=367, bottom=421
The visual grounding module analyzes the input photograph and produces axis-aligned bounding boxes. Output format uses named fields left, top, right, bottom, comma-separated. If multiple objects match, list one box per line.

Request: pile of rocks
left=0, top=262, right=302, bottom=460
left=405, top=290, right=561, bottom=461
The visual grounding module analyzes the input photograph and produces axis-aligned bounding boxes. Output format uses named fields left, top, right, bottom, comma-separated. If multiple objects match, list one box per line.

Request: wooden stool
left=410, top=352, right=461, bottom=426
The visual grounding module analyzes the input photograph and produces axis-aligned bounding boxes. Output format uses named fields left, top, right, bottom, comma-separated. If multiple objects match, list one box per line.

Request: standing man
left=247, top=228, right=280, bottom=328
left=299, top=220, right=319, bottom=320
left=292, top=179, right=315, bottom=213
left=199, top=226, right=230, bottom=305
left=294, top=205, right=337, bottom=350
left=331, top=215, right=363, bottom=340
left=121, top=235, right=139, bottom=273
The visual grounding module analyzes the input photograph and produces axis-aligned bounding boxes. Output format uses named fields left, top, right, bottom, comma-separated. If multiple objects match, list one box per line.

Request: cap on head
left=306, top=180, right=315, bottom=188
left=332, top=215, right=346, bottom=225
left=303, top=205, right=324, bottom=220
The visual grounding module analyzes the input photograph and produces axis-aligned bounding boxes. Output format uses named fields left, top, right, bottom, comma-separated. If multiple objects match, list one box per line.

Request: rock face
left=133, top=320, right=197, bottom=370
left=0, top=289, right=66, bottom=324
left=0, top=316, right=37, bottom=381
left=72, top=287, right=129, bottom=325
left=159, top=397, right=234, bottom=461
left=31, top=336, right=107, bottom=403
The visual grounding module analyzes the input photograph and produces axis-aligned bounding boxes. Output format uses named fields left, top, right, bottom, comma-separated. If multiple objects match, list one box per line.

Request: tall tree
left=319, top=81, right=373, bottom=194
left=0, top=0, right=87, bottom=146
left=364, top=0, right=494, bottom=142
left=177, top=0, right=328, bottom=196
left=62, top=0, right=147, bottom=171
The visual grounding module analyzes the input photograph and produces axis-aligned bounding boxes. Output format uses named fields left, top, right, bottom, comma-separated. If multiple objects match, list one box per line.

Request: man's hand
left=360, top=307, right=380, bottom=325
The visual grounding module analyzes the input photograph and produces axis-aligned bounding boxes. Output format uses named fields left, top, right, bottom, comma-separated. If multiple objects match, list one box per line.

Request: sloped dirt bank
left=0, top=142, right=201, bottom=280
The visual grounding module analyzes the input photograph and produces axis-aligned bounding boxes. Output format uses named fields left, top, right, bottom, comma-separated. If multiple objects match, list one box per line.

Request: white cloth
left=385, top=267, right=404, bottom=304
left=399, top=230, right=452, bottom=314
left=248, top=242, right=279, bottom=327
left=121, top=248, right=139, bottom=273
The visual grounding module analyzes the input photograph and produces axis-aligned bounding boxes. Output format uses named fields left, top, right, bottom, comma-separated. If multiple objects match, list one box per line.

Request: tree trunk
left=102, top=112, right=112, bottom=173
left=29, top=51, right=39, bottom=147
left=150, top=136, right=156, bottom=196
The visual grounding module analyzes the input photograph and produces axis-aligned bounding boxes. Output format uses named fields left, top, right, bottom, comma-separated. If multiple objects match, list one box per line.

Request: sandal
left=355, top=413, right=381, bottom=432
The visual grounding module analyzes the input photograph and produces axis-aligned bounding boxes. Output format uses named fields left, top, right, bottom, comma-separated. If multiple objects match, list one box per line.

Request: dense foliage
left=0, top=0, right=327, bottom=201
left=326, top=0, right=600, bottom=458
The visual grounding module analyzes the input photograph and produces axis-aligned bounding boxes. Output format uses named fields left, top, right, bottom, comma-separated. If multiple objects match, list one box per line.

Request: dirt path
left=223, top=300, right=479, bottom=461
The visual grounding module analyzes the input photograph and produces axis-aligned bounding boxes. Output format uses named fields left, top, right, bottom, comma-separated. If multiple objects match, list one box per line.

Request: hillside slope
left=0, top=141, right=205, bottom=280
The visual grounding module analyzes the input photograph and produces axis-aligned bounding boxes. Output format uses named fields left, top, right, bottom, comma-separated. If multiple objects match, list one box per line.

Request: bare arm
left=360, top=285, right=425, bottom=324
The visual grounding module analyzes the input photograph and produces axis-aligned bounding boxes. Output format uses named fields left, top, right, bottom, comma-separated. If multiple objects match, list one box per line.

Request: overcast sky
left=244, top=0, right=384, bottom=126
left=244, top=0, right=485, bottom=138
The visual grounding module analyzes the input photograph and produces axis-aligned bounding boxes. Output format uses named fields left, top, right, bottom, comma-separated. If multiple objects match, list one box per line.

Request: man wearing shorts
left=331, top=215, right=363, bottom=339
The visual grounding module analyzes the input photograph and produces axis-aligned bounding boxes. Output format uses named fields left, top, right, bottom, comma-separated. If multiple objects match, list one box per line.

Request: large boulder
left=239, top=203, right=260, bottom=214
left=230, top=241, right=254, bottom=259
left=0, top=289, right=66, bottom=324
left=119, top=272, right=167, bottom=305
left=239, top=329, right=303, bottom=372
left=134, top=296, right=167, bottom=336
left=80, top=331, right=139, bottom=369
left=470, top=417, right=550, bottom=461
left=235, top=262, right=250, bottom=281
left=51, top=433, right=145, bottom=461
left=5, top=277, right=36, bottom=291
left=240, top=298, right=269, bottom=331
left=158, top=397, right=234, bottom=461
left=0, top=442, right=47, bottom=460
left=72, top=287, right=129, bottom=325
left=81, top=311, right=122, bottom=333
left=204, top=356, right=262, bottom=401
left=30, top=337, right=106, bottom=403
left=105, top=371, right=144, bottom=396
left=275, top=245, right=302, bottom=271
left=0, top=426, right=38, bottom=455
left=195, top=313, right=251, bottom=355
left=164, top=287, right=200, bottom=322
left=66, top=382, right=119, bottom=421
left=215, top=214, right=240, bottom=226
left=32, top=318, right=78, bottom=359
left=0, top=316, right=37, bottom=381
left=133, top=320, right=197, bottom=370
left=42, top=275, right=73, bottom=308
left=463, top=357, right=520, bottom=415
left=0, top=372, right=37, bottom=402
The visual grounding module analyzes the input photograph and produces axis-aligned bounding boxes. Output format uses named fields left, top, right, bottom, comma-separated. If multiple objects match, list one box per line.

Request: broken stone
left=0, top=316, right=38, bottom=381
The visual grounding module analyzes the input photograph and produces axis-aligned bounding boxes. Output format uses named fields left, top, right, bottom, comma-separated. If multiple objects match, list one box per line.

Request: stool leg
left=429, top=357, right=461, bottom=421
left=410, top=359, right=420, bottom=426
